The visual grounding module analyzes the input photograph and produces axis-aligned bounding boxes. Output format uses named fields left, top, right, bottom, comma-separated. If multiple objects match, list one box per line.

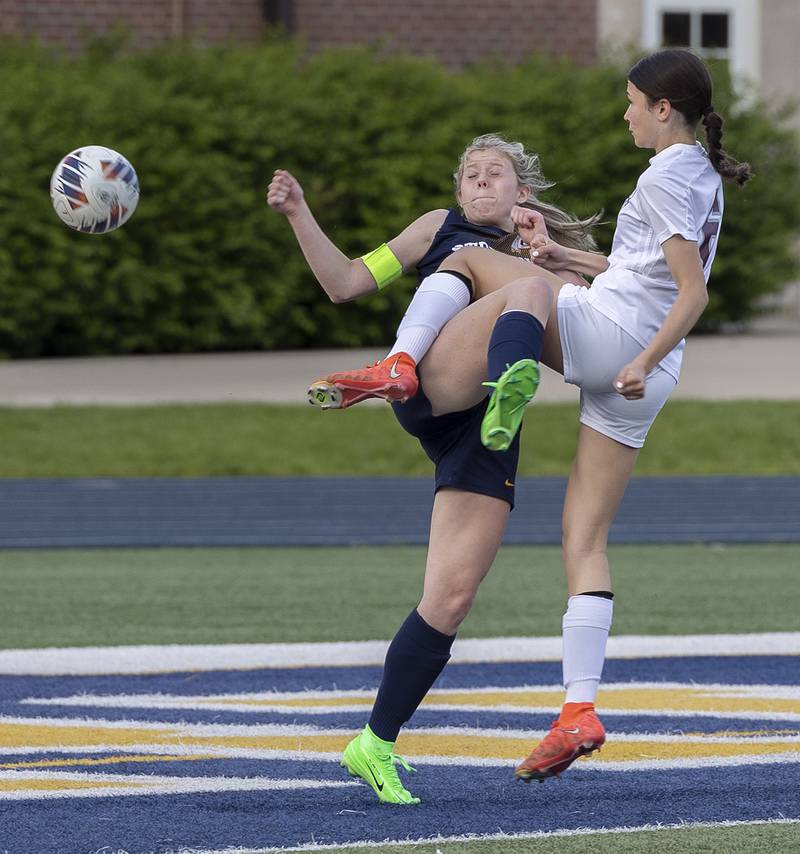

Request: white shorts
left=557, top=283, right=677, bottom=448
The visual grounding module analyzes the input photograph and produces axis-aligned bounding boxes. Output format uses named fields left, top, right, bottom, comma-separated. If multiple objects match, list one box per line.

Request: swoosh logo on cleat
left=561, top=727, right=580, bottom=734
left=388, top=359, right=402, bottom=379
left=365, top=759, right=384, bottom=791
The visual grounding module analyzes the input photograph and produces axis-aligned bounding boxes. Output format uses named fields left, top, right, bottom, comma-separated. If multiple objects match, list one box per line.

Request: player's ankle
left=363, top=724, right=395, bottom=755
left=558, top=702, right=595, bottom=727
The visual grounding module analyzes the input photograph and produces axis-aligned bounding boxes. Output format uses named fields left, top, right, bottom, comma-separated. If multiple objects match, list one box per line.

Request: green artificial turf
left=0, top=543, right=797, bottom=649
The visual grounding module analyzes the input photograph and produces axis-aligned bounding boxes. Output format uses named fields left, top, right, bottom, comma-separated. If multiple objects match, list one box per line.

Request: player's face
left=624, top=82, right=659, bottom=149
left=457, top=151, right=528, bottom=226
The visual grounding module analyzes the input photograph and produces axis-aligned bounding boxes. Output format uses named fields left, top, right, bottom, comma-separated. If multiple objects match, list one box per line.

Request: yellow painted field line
left=2, top=723, right=798, bottom=764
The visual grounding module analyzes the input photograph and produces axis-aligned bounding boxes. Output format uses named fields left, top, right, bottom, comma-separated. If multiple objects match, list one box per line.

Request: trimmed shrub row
left=0, top=36, right=797, bottom=357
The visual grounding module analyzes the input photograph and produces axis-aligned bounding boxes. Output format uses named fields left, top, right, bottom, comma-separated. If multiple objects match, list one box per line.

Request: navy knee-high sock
left=368, top=609, right=455, bottom=742
left=487, top=310, right=545, bottom=382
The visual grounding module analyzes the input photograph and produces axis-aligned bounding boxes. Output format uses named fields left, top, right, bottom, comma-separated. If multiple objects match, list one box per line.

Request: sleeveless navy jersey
left=416, top=208, right=509, bottom=282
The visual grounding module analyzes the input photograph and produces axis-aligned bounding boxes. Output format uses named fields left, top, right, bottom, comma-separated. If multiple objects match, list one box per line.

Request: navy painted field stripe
left=2, top=763, right=798, bottom=854
left=0, top=476, right=798, bottom=547
left=1, top=656, right=798, bottom=709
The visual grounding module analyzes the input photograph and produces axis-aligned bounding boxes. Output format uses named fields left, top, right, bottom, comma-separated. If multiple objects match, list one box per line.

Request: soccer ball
left=50, top=145, right=140, bottom=234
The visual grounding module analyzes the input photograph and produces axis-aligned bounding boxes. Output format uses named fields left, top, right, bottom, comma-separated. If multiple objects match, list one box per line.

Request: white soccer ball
left=50, top=145, right=140, bottom=234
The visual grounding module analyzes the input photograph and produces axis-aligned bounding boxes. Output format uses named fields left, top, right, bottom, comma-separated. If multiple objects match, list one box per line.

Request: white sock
left=562, top=594, right=613, bottom=704
left=387, top=271, right=471, bottom=363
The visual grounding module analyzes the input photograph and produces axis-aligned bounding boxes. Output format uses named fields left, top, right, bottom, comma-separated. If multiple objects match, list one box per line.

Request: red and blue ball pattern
left=50, top=145, right=140, bottom=234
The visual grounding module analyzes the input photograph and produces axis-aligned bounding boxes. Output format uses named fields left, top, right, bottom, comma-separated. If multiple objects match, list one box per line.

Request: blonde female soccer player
left=267, top=135, right=599, bottom=804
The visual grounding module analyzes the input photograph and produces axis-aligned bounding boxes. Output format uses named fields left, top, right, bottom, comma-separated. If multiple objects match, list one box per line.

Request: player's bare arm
left=385, top=208, right=449, bottom=274
left=614, top=235, right=709, bottom=399
left=530, top=237, right=610, bottom=278
left=267, top=169, right=374, bottom=302
left=268, top=169, right=446, bottom=303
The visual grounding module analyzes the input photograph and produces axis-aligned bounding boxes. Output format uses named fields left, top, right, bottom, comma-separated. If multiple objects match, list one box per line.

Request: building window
left=659, top=9, right=730, bottom=56
left=701, top=13, right=729, bottom=49
left=263, top=0, right=294, bottom=32
left=643, top=0, right=760, bottom=88
left=663, top=12, right=691, bottom=46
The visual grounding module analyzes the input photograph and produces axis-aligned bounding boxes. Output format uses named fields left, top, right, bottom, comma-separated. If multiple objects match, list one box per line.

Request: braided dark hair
left=629, top=49, right=752, bottom=186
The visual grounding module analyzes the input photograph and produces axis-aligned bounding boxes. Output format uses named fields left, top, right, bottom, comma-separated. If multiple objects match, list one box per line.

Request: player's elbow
left=678, top=278, right=709, bottom=312
left=334, top=263, right=379, bottom=303
left=690, top=286, right=710, bottom=327
left=325, top=269, right=367, bottom=303
left=327, top=290, right=351, bottom=305
left=329, top=282, right=366, bottom=304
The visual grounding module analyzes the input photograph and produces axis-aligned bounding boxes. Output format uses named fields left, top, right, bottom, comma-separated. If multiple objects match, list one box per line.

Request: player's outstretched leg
left=340, top=725, right=420, bottom=805
left=307, top=352, right=418, bottom=410
left=480, top=358, right=540, bottom=451
left=515, top=704, right=605, bottom=782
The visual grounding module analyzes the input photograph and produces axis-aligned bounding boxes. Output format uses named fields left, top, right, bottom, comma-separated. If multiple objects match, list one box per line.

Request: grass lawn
left=333, top=822, right=800, bottom=854
left=0, top=400, right=798, bottom=476
left=1, top=543, right=798, bottom=649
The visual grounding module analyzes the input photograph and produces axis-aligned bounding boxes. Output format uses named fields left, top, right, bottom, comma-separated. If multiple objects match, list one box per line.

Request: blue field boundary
left=5, top=765, right=798, bottom=854
left=1, top=475, right=798, bottom=547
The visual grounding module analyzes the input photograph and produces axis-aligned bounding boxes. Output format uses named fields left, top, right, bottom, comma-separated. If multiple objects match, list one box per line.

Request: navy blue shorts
left=391, top=381, right=519, bottom=508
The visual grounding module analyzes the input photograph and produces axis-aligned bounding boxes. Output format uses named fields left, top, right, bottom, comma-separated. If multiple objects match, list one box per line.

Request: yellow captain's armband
left=360, top=243, right=403, bottom=290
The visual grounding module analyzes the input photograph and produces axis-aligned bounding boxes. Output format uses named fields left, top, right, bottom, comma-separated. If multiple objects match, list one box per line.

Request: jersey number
left=699, top=198, right=722, bottom=265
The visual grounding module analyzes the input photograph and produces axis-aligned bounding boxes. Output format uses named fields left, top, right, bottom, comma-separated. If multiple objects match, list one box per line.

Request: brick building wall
left=294, top=0, right=597, bottom=67
left=0, top=0, right=267, bottom=47
left=0, top=0, right=598, bottom=66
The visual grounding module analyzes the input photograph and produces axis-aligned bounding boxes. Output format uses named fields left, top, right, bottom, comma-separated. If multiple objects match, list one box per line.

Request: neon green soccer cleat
left=480, top=358, right=541, bottom=452
left=340, top=725, right=420, bottom=805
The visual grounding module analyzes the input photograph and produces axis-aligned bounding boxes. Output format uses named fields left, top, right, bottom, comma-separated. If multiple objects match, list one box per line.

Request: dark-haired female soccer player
left=421, top=48, right=751, bottom=783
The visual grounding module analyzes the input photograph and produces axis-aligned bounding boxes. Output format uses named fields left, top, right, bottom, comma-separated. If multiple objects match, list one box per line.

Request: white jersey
left=586, top=141, right=724, bottom=381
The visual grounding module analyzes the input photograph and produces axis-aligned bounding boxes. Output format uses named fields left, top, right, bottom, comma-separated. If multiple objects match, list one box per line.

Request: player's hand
left=511, top=205, right=549, bottom=245
left=526, top=234, right=571, bottom=270
left=613, top=360, right=647, bottom=400
left=266, top=169, right=305, bottom=216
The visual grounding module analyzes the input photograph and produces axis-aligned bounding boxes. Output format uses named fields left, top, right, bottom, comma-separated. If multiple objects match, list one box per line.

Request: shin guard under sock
left=487, top=310, right=545, bottom=382
left=562, top=593, right=614, bottom=705
left=368, top=609, right=455, bottom=743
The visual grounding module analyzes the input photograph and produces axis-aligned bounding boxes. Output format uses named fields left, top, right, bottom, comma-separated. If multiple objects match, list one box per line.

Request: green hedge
left=0, top=36, right=797, bottom=357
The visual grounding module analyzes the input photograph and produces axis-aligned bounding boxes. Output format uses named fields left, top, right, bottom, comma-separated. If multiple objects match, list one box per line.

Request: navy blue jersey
left=416, top=208, right=509, bottom=282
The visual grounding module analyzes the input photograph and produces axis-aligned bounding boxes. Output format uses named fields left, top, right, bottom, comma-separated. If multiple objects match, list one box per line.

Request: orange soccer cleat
left=515, top=706, right=606, bottom=782
left=307, top=352, right=418, bottom=410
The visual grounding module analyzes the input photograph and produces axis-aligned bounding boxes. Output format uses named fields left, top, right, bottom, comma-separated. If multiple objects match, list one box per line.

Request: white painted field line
left=0, top=633, right=798, bottom=675
left=0, top=769, right=356, bottom=801
left=19, top=679, right=800, bottom=720
left=135, top=818, right=800, bottom=853
left=2, top=742, right=798, bottom=773
left=23, top=679, right=800, bottom=703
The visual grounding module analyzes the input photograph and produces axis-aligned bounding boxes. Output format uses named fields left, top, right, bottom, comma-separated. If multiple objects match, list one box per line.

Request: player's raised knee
left=500, top=275, right=553, bottom=313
